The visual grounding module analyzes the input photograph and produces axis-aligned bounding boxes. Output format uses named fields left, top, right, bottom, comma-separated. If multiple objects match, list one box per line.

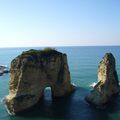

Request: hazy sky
left=0, top=0, right=120, bottom=47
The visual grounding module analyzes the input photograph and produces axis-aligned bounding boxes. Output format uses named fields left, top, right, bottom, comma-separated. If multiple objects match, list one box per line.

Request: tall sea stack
left=5, top=48, right=74, bottom=115
left=86, top=53, right=119, bottom=106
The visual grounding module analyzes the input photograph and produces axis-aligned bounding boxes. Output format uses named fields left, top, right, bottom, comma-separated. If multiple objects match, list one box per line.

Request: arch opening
left=43, top=86, right=53, bottom=100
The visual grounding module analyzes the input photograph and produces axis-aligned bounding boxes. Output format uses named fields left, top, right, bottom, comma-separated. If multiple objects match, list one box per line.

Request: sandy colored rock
left=86, top=53, right=119, bottom=106
left=5, top=48, right=74, bottom=115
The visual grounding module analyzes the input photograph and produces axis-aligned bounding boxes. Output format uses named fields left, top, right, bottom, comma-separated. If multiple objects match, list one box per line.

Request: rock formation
left=0, top=65, right=9, bottom=75
left=5, top=48, right=74, bottom=115
left=85, top=53, right=119, bottom=106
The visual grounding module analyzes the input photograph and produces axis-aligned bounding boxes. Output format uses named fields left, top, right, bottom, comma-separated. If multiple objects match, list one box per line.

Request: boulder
left=5, top=48, right=74, bottom=115
left=85, top=53, right=119, bottom=106
left=0, top=65, right=9, bottom=75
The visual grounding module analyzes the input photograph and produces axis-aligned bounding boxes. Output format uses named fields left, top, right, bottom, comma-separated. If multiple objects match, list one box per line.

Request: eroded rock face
left=86, top=53, right=119, bottom=106
left=5, top=48, right=74, bottom=115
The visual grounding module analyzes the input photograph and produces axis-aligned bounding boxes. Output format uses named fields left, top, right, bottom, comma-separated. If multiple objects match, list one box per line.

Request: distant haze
left=0, top=0, right=120, bottom=47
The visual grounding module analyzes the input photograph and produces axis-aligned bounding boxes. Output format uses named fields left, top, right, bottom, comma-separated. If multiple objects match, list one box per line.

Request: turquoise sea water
left=0, top=46, right=120, bottom=120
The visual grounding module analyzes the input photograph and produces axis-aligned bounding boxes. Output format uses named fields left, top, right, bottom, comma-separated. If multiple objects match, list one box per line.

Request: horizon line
left=0, top=45, right=120, bottom=49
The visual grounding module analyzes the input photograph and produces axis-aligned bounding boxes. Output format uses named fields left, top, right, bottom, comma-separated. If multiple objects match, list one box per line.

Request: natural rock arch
left=5, top=48, right=74, bottom=115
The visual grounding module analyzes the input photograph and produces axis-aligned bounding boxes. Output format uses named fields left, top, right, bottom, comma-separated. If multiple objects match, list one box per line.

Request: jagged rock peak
left=85, top=53, right=119, bottom=106
left=5, top=48, right=75, bottom=115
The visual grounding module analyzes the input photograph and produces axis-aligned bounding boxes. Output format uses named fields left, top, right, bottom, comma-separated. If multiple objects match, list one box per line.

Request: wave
left=72, top=82, right=77, bottom=87
left=4, top=103, right=13, bottom=115
left=89, top=82, right=97, bottom=88
left=1, top=96, right=14, bottom=115
left=0, top=97, right=5, bottom=103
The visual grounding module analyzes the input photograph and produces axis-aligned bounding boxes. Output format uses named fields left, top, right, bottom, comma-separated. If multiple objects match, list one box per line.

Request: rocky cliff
left=85, top=53, right=119, bottom=106
left=5, top=48, right=74, bottom=115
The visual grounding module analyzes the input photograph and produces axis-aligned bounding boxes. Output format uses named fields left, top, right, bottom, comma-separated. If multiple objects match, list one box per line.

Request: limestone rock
left=86, top=53, right=119, bottom=106
left=5, top=48, right=74, bottom=115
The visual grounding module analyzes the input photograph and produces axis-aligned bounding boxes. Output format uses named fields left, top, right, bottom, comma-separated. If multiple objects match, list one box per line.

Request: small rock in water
left=0, top=65, right=9, bottom=76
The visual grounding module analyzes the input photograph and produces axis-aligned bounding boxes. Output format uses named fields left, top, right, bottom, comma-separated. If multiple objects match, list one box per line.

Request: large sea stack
left=5, top=48, right=74, bottom=115
left=86, top=53, right=119, bottom=106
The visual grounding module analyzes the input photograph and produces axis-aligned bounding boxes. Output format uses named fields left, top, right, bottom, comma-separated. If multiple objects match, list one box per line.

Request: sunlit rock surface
left=86, top=53, right=119, bottom=106
left=5, top=48, right=74, bottom=115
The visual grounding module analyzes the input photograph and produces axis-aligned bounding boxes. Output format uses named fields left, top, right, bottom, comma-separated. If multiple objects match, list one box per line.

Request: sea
left=0, top=46, right=120, bottom=120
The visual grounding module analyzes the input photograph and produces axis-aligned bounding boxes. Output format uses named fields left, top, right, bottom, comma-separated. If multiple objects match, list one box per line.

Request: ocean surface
left=0, top=46, right=120, bottom=120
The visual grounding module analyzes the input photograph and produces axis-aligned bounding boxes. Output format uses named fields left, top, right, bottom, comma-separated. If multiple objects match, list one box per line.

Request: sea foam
left=2, top=96, right=14, bottom=115
left=72, top=82, right=77, bottom=87
left=0, top=97, right=5, bottom=103
left=90, top=82, right=97, bottom=88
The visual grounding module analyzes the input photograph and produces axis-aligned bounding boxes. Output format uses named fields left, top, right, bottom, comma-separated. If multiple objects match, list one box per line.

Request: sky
left=0, top=0, right=120, bottom=47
